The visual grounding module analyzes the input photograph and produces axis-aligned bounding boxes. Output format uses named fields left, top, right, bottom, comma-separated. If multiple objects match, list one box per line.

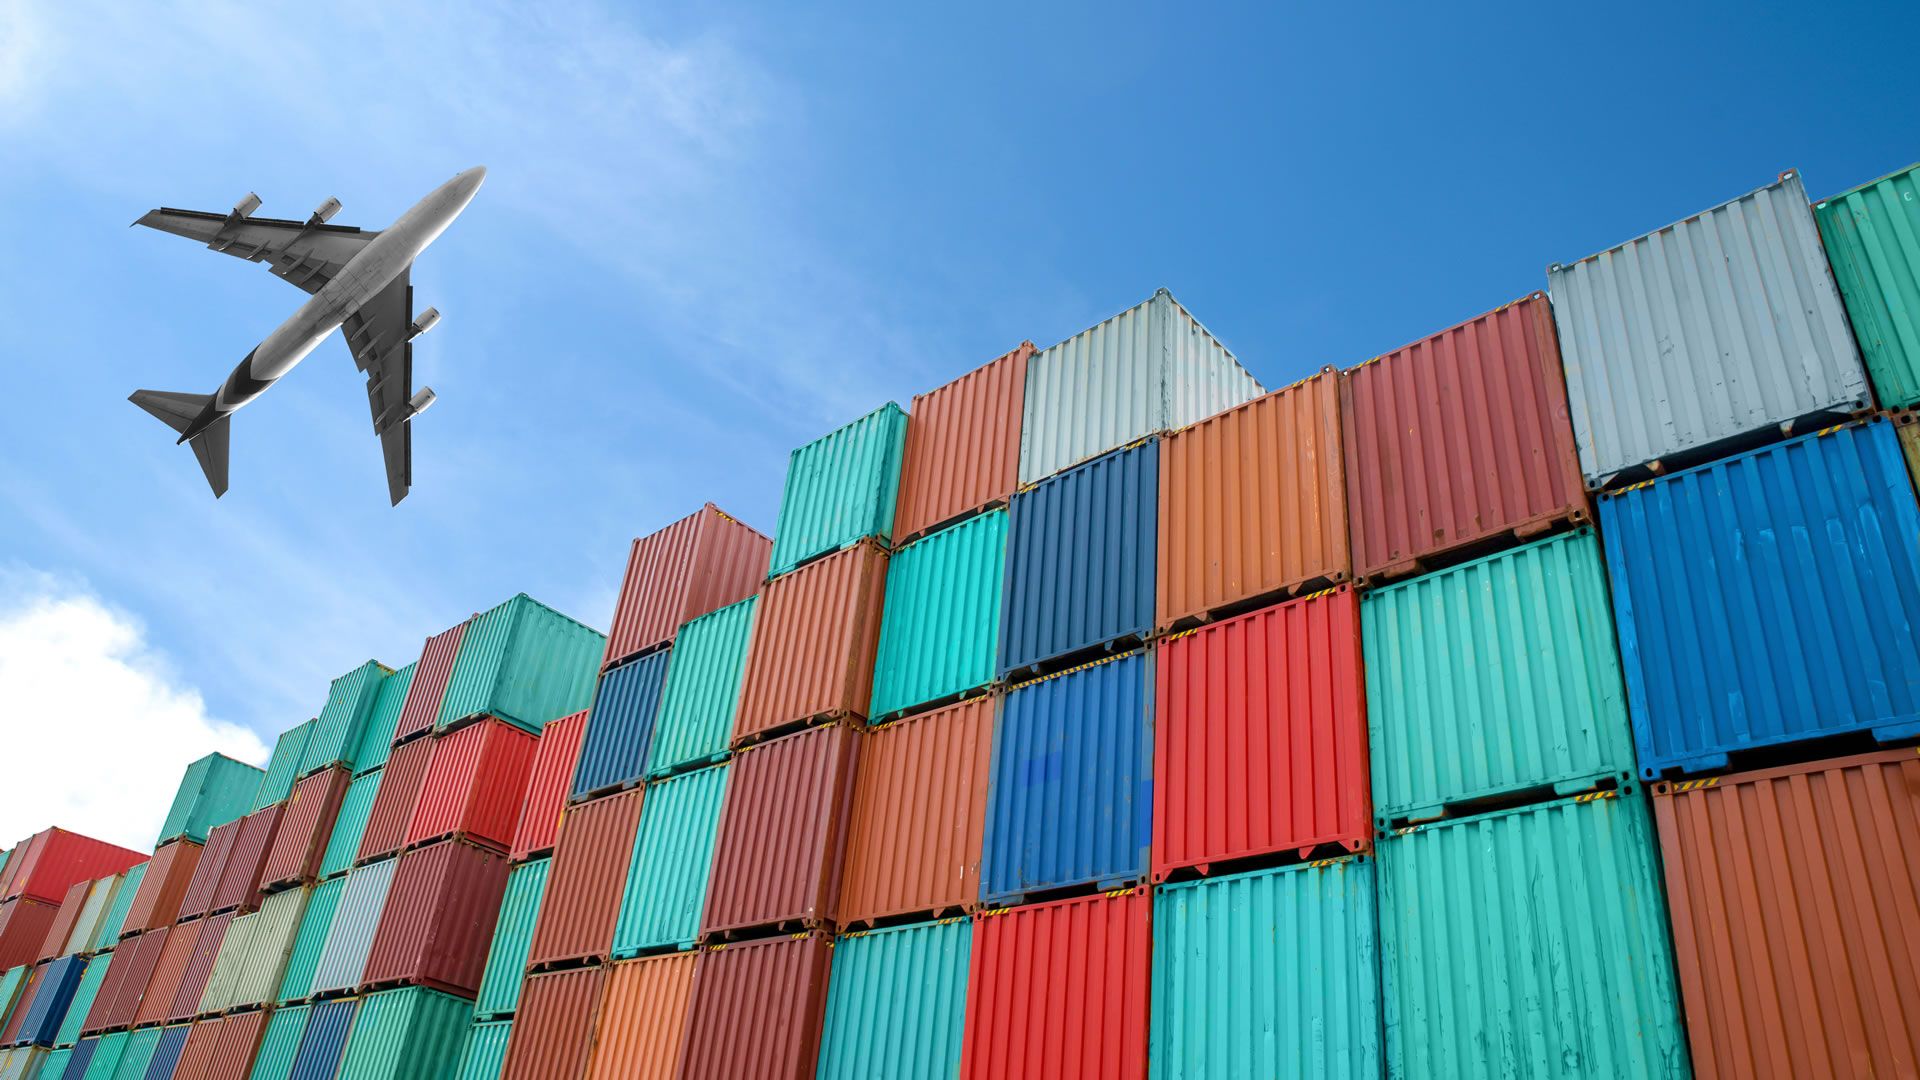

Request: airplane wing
left=340, top=267, right=420, bottom=505
left=134, top=205, right=374, bottom=294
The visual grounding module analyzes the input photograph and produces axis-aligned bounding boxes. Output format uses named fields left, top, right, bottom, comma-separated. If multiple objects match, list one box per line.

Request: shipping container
left=508, top=713, right=584, bottom=863
left=353, top=663, right=415, bottom=776
left=40, top=1048, right=70, bottom=1079
left=768, top=402, right=908, bottom=577
left=317, top=771, right=379, bottom=881
left=203, top=1008, right=269, bottom=1080
left=0, top=902, right=54, bottom=970
left=286, top=998, right=354, bottom=1080
left=838, top=699, right=992, bottom=927
left=13, top=955, right=85, bottom=1047
left=209, top=807, right=281, bottom=915
left=109, top=1027, right=157, bottom=1079
left=260, top=768, right=348, bottom=893
left=363, top=839, right=509, bottom=998
left=407, top=721, right=538, bottom=853
left=1550, top=170, right=1869, bottom=487
left=1600, top=420, right=1920, bottom=777
left=337, top=986, right=472, bottom=1080
left=302, top=662, right=392, bottom=777
left=1816, top=162, right=1920, bottom=409
left=525, top=789, right=641, bottom=970
left=959, top=888, right=1151, bottom=1080
left=498, top=967, right=602, bottom=1080
left=356, top=738, right=431, bottom=864
left=130, top=920, right=197, bottom=1027
left=0, top=965, right=37, bottom=1045
left=143, top=1025, right=188, bottom=1080
left=156, top=755, right=262, bottom=848
left=701, top=722, right=859, bottom=937
left=169, top=1021, right=220, bottom=1080
left=1001, top=442, right=1157, bottom=675
left=0, top=1047, right=43, bottom=1080
left=1341, top=293, right=1589, bottom=582
left=92, top=927, right=168, bottom=1033
left=66, top=876, right=121, bottom=958
left=895, top=342, right=1031, bottom=544
left=646, top=599, right=753, bottom=780
left=1160, top=373, right=1350, bottom=627
left=571, top=651, right=671, bottom=801
left=165, top=831, right=224, bottom=927
left=869, top=510, right=1006, bottom=720
left=473, top=858, right=547, bottom=1019
left=246, top=1005, right=308, bottom=1080
left=80, top=941, right=131, bottom=1034
left=307, top=858, right=394, bottom=997
left=90, top=868, right=143, bottom=954
left=1378, top=791, right=1689, bottom=1079
left=456, top=1019, right=510, bottom=1080
left=34, top=881, right=88, bottom=965
left=395, top=621, right=469, bottom=747
left=1020, top=289, right=1262, bottom=484
left=221, top=888, right=306, bottom=1013
left=817, top=917, right=971, bottom=1080
left=167, top=910, right=232, bottom=1022
left=611, top=763, right=726, bottom=956
left=193, top=910, right=257, bottom=1016
left=584, top=953, right=692, bottom=1080
left=985, top=653, right=1152, bottom=903
left=1652, top=749, right=1920, bottom=1079
left=66, top=1039, right=100, bottom=1080
left=602, top=503, right=770, bottom=669
left=276, top=877, right=343, bottom=1005
left=675, top=933, right=832, bottom=1080
left=54, top=958, right=106, bottom=1048
left=435, top=595, right=606, bottom=735
left=0, top=966, right=21, bottom=1037
left=252, top=722, right=315, bottom=812
left=733, top=541, right=889, bottom=744
left=1, top=834, right=143, bottom=910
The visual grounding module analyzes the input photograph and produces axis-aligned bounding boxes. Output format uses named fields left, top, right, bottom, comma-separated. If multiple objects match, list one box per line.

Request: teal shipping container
left=53, top=957, right=107, bottom=1047
left=455, top=1019, right=511, bottom=1080
left=254, top=722, right=317, bottom=811
left=300, top=661, right=392, bottom=776
left=249, top=1004, right=310, bottom=1080
left=106, top=1027, right=157, bottom=1080
left=868, top=509, right=1006, bottom=721
left=1378, top=792, right=1691, bottom=1079
left=39, top=1049, right=69, bottom=1080
left=435, top=595, right=606, bottom=734
left=0, top=966, right=21, bottom=1031
left=816, top=917, right=971, bottom=1080
left=1151, top=856, right=1379, bottom=1079
left=768, top=401, right=909, bottom=576
left=611, top=764, right=727, bottom=956
left=336, top=986, right=473, bottom=1080
left=157, top=754, right=263, bottom=846
left=353, top=663, right=416, bottom=775
left=318, top=770, right=381, bottom=881
left=645, top=596, right=756, bottom=779
left=474, top=858, right=549, bottom=1019
left=80, top=1031, right=124, bottom=1080
left=1362, top=529, right=1636, bottom=826
left=91, top=866, right=143, bottom=951
left=1816, top=161, right=1920, bottom=408
left=277, top=875, right=344, bottom=1004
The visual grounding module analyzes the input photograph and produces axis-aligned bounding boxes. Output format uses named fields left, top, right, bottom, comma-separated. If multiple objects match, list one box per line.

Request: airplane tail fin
left=129, top=389, right=209, bottom=434
left=130, top=390, right=230, bottom=498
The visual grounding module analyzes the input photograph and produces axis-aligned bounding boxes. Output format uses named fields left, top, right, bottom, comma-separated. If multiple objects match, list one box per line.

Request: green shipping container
left=216, top=886, right=306, bottom=1012
left=354, top=663, right=416, bottom=774
left=816, top=918, right=971, bottom=1080
left=868, top=509, right=1006, bottom=720
left=1378, top=792, right=1690, bottom=1079
left=54, top=957, right=109, bottom=1048
left=768, top=401, right=908, bottom=576
left=611, top=764, right=727, bottom=956
left=248, top=1004, right=310, bottom=1080
left=1817, top=161, right=1920, bottom=409
left=337, top=987, right=473, bottom=1080
left=158, top=754, right=264, bottom=846
left=319, top=770, right=382, bottom=881
left=1151, top=856, right=1379, bottom=1079
left=434, top=595, right=606, bottom=735
left=38, top=1049, right=69, bottom=1080
left=646, top=596, right=757, bottom=778
left=277, top=876, right=344, bottom=1004
left=106, top=1028, right=157, bottom=1080
left=474, top=858, right=549, bottom=1019
left=301, top=661, right=393, bottom=776
left=0, top=967, right=22, bottom=1033
left=80, top=1031, right=125, bottom=1080
left=199, top=912, right=260, bottom=1015
left=254, top=721, right=317, bottom=811
left=92, top=865, right=144, bottom=950
left=1361, top=529, right=1636, bottom=826
left=454, top=1019, right=511, bottom=1080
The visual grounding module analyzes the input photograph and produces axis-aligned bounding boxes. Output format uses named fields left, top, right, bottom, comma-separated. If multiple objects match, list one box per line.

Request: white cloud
left=0, top=570, right=268, bottom=853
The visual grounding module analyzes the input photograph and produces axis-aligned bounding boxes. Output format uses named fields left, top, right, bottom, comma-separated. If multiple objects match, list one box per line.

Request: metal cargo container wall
left=1159, top=373, right=1350, bottom=627
left=868, top=510, right=1006, bottom=721
left=286, top=998, right=355, bottom=1080
left=317, top=771, right=379, bottom=881
left=93, top=926, right=168, bottom=1032
left=571, top=650, right=671, bottom=801
left=767, top=401, right=908, bottom=576
left=0, top=966, right=40, bottom=1046
left=1652, top=749, right=1920, bottom=1079
left=1378, top=791, right=1689, bottom=1079
left=122, top=843, right=196, bottom=937
left=1549, top=170, right=1869, bottom=487
left=434, top=594, right=606, bottom=735
left=602, top=502, right=770, bottom=669
left=675, top=933, right=832, bottom=1080
left=261, top=768, right=348, bottom=892
left=301, top=661, right=392, bottom=776
left=509, top=712, right=585, bottom=863
left=204, top=1008, right=270, bottom=1080
left=13, top=954, right=84, bottom=1047
left=248, top=1005, right=309, bottom=1080
left=356, top=738, right=432, bottom=864
left=54, top=958, right=106, bottom=1047
left=499, top=967, right=603, bottom=1080
left=959, top=888, right=1151, bottom=1080
left=474, top=857, right=547, bottom=1019
left=169, top=911, right=234, bottom=1022
left=585, top=952, right=693, bottom=1080
left=0, top=902, right=54, bottom=970
left=352, top=662, right=415, bottom=775
left=1363, top=529, right=1635, bottom=824
left=894, top=343, right=1030, bottom=544
left=39, top=1048, right=70, bottom=1079
left=732, top=540, right=888, bottom=744
left=1019, top=289, right=1262, bottom=484
left=190, top=914, right=250, bottom=1018
left=526, top=789, right=642, bottom=970
left=254, top=722, right=315, bottom=811
left=1816, top=162, right=1920, bottom=409
left=336, top=986, right=473, bottom=1080
left=66, top=875, right=120, bottom=958
left=984, top=653, right=1152, bottom=903
left=406, top=720, right=538, bottom=852
left=172, top=827, right=229, bottom=925
left=145, top=1025, right=189, bottom=1079
left=456, top=1018, right=510, bottom=1080
left=65, top=1039, right=100, bottom=1079
left=157, top=754, right=262, bottom=848
left=168, top=1023, right=219, bottom=1080
left=307, top=857, right=394, bottom=996
left=610, top=763, right=726, bottom=956
left=1600, top=420, right=1920, bottom=778
left=225, top=887, right=307, bottom=1011
left=2, top=833, right=143, bottom=908
left=645, top=597, right=754, bottom=780
left=362, top=839, right=510, bottom=998
left=394, top=620, right=469, bottom=747
left=277, top=876, right=343, bottom=1004
left=110, top=1028, right=159, bottom=1079
left=209, top=807, right=281, bottom=915
left=131, top=920, right=198, bottom=1026
left=35, top=881, right=88, bottom=964
left=0, top=967, right=21, bottom=1037
left=1341, top=292, right=1589, bottom=582
left=817, top=918, right=971, bottom=1080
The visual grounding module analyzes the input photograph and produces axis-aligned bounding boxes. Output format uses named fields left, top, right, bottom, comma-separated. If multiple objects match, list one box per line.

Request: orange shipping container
left=893, top=343, right=1032, bottom=544
left=604, top=504, right=772, bottom=670
left=527, top=788, right=644, bottom=969
left=205, top=1008, right=270, bottom=1080
left=675, top=933, right=833, bottom=1080
left=503, top=965, right=608, bottom=1080
left=702, top=723, right=860, bottom=937
left=586, top=953, right=696, bottom=1080
left=732, top=541, right=888, bottom=745
left=1158, top=373, right=1350, bottom=630
left=126, top=839, right=203, bottom=933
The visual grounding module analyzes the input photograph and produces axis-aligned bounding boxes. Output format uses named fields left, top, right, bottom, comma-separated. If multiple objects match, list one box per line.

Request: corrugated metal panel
left=499, top=968, right=603, bottom=1080
left=69, top=875, right=121, bottom=957
left=0, top=900, right=55, bottom=970
left=611, top=763, right=727, bottom=956
left=277, top=877, right=343, bottom=1005
left=1363, top=529, right=1634, bottom=822
left=1160, top=374, right=1350, bottom=626
left=895, top=343, right=1030, bottom=543
left=869, top=510, right=1006, bottom=719
left=352, top=663, right=415, bottom=776
left=37, top=880, right=89, bottom=964
left=509, top=713, right=585, bottom=863
left=1550, top=170, right=1870, bottom=486
left=407, top=721, right=538, bottom=852
left=308, top=858, right=394, bottom=996
left=317, top=771, right=378, bottom=881
left=571, top=650, right=671, bottom=800
left=175, top=1017, right=226, bottom=1080
left=474, top=859, right=548, bottom=1019
left=225, top=887, right=305, bottom=1012
left=817, top=918, right=971, bottom=1080
left=1154, top=589, right=1370, bottom=880
left=1151, top=856, right=1378, bottom=1078
left=1901, top=412, right=1920, bottom=491
left=584, top=953, right=693, bottom=1080
left=838, top=699, right=992, bottom=926
left=247, top=1005, right=309, bottom=1080
left=733, top=541, right=889, bottom=743
left=286, top=998, right=354, bottom=1080
left=54, top=954, right=107, bottom=1047
left=1378, top=791, right=1689, bottom=1079
left=767, top=402, right=909, bottom=576
left=194, top=914, right=254, bottom=1017
left=1816, top=162, right=1920, bottom=409
left=456, top=1019, right=510, bottom=1080
left=395, top=621, right=469, bottom=747
left=985, top=653, right=1152, bottom=902
left=675, top=933, right=832, bottom=1080
left=262, top=768, right=348, bottom=892
left=13, top=954, right=84, bottom=1047
left=254, top=722, right=316, bottom=812
left=131, top=918, right=197, bottom=1026
left=3, top=836, right=144, bottom=919
left=1652, top=749, right=1920, bottom=1079
left=602, top=503, right=770, bottom=669
left=701, top=723, right=859, bottom=937
left=67, top=1039, right=101, bottom=1080
left=646, top=598, right=755, bottom=779
left=959, top=888, right=1151, bottom=1080
left=204, top=1008, right=270, bottom=1080
left=302, top=662, right=392, bottom=776
left=108, top=1028, right=157, bottom=1080
left=1001, top=442, right=1157, bottom=675
left=357, top=739, right=431, bottom=864
left=39, top=1049, right=70, bottom=1080
left=173, top=827, right=228, bottom=924
left=0, top=965, right=39, bottom=1045
left=435, top=595, right=606, bottom=735
left=93, top=866, right=143, bottom=952
left=0, top=1047, right=44, bottom=1080
left=526, top=790, right=642, bottom=969
left=0, top=966, right=22, bottom=1037
left=79, top=939, right=129, bottom=1033
left=210, top=807, right=281, bottom=915
left=1020, top=290, right=1263, bottom=484
left=171, top=913, right=233, bottom=1019
left=142, top=1025, right=188, bottom=1080
left=337, top=986, right=472, bottom=1080
left=93, top=927, right=168, bottom=1033
left=157, top=755, right=262, bottom=848
left=1599, top=420, right=1920, bottom=778
left=363, top=840, right=509, bottom=998
left=1341, top=293, right=1589, bottom=582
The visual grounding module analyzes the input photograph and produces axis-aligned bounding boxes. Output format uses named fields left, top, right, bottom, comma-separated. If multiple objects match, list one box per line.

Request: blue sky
left=2, top=1, right=1916, bottom=841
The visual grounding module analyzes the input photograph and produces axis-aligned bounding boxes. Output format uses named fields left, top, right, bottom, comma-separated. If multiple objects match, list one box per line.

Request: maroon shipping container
left=174, top=1017, right=224, bottom=1077
left=136, top=917, right=202, bottom=1026
left=501, top=966, right=608, bottom=1080
left=35, top=878, right=92, bottom=962
left=0, top=897, right=58, bottom=969
left=675, top=932, right=833, bottom=1080
left=358, top=735, right=433, bottom=863
left=603, top=503, right=771, bottom=670
left=204, top=1008, right=270, bottom=1080
left=209, top=806, right=281, bottom=915
left=170, top=911, right=233, bottom=1022
left=512, top=710, right=589, bottom=862
left=362, top=837, right=510, bottom=997
left=527, top=788, right=644, bottom=969
left=701, top=722, right=860, bottom=938
left=176, top=825, right=233, bottom=923
left=405, top=719, right=539, bottom=853
left=733, top=542, right=888, bottom=745
left=129, top=838, right=205, bottom=932
left=0, top=964, right=38, bottom=1044
left=90, top=925, right=170, bottom=1032
left=261, top=766, right=349, bottom=892
left=0, top=828, right=145, bottom=905
left=394, top=620, right=470, bottom=746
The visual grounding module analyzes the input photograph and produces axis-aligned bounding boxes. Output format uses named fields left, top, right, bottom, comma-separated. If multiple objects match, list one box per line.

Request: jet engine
left=408, top=307, right=441, bottom=339
left=310, top=197, right=342, bottom=224
left=407, top=388, right=438, bottom=418
left=232, top=192, right=262, bottom=218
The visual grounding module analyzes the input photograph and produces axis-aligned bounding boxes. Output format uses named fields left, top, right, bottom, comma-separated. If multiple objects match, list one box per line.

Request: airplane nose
left=462, top=166, right=488, bottom=190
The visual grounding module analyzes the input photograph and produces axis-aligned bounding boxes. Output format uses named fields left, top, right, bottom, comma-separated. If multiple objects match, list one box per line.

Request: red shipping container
left=1152, top=587, right=1372, bottom=881
left=0, top=897, right=58, bottom=969
left=136, top=918, right=202, bottom=1026
left=358, top=735, right=434, bottom=863
left=204, top=1008, right=270, bottom=1080
left=91, top=924, right=170, bottom=1032
left=527, top=788, right=644, bottom=969
left=405, top=719, right=539, bottom=853
left=174, top=1016, right=225, bottom=1078
left=675, top=933, right=833, bottom=1080
left=502, top=966, right=608, bottom=1080
left=175, top=825, right=233, bottom=923
left=123, top=839, right=202, bottom=933
left=260, top=767, right=349, bottom=892
left=0, top=964, right=39, bottom=1044
left=702, top=722, right=860, bottom=937
left=394, top=620, right=470, bottom=746
left=511, top=710, right=588, bottom=862
left=35, top=878, right=91, bottom=963
left=893, top=343, right=1031, bottom=544
left=83, top=932, right=139, bottom=1033
left=959, top=888, right=1151, bottom=1080
left=603, top=503, right=771, bottom=670
left=733, top=542, right=888, bottom=745
left=169, top=911, right=233, bottom=1022
left=0, top=828, right=145, bottom=905
left=209, top=806, right=282, bottom=914
left=362, top=837, right=510, bottom=997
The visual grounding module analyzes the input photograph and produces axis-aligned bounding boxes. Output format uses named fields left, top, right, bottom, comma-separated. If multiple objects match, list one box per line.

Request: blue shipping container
left=1600, top=419, right=1920, bottom=778
left=143, top=1025, right=189, bottom=1080
left=65, top=1038, right=99, bottom=1079
left=571, top=649, right=672, bottom=800
left=999, top=440, right=1157, bottom=676
left=288, top=999, right=357, bottom=1080
left=13, top=954, right=85, bottom=1047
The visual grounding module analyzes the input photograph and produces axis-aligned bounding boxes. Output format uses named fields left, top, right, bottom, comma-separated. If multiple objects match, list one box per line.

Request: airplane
left=128, top=166, right=487, bottom=504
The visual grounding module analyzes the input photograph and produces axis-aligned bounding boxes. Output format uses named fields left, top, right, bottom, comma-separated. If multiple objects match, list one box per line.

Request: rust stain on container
left=676, top=932, right=833, bottom=1080
left=1158, top=373, right=1350, bottom=629
left=604, top=503, right=772, bottom=669
left=587, top=953, right=695, bottom=1080
left=394, top=620, right=470, bottom=746
left=210, top=805, right=281, bottom=914
left=262, top=766, right=349, bottom=892
left=528, top=788, right=644, bottom=969
left=358, top=735, right=434, bottom=864
left=733, top=541, right=889, bottom=744
left=406, top=718, right=539, bottom=853
left=1653, top=748, right=1920, bottom=1079
left=364, top=837, right=511, bottom=997
left=502, top=965, right=607, bottom=1080
left=702, top=722, right=860, bottom=937
left=123, top=839, right=201, bottom=933
left=512, top=710, right=588, bottom=862
left=894, top=342, right=1032, bottom=544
